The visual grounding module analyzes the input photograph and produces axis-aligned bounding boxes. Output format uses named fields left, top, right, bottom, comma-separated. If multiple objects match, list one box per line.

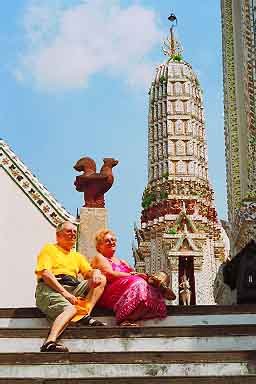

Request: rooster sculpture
left=74, top=157, right=118, bottom=208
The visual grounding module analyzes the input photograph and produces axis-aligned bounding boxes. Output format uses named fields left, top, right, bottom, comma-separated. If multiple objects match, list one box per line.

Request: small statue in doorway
left=179, top=273, right=191, bottom=305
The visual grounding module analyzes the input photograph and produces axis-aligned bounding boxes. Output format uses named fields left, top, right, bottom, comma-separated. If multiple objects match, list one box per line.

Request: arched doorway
left=178, top=256, right=196, bottom=305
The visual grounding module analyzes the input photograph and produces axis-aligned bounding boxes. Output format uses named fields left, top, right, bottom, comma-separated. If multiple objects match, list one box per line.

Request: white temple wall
left=195, top=239, right=218, bottom=305
left=0, top=168, right=56, bottom=307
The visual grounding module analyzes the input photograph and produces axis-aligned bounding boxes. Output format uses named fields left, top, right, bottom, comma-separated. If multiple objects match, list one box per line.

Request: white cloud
left=16, top=0, right=162, bottom=92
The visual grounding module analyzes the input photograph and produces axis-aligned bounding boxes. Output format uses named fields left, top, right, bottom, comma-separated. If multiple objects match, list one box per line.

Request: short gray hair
left=56, top=222, right=65, bottom=233
left=56, top=221, right=76, bottom=233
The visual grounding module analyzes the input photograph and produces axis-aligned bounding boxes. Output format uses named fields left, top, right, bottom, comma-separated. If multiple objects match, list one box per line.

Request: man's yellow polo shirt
left=35, top=243, right=92, bottom=278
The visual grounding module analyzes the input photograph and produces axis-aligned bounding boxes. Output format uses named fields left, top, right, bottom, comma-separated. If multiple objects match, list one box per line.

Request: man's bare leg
left=77, top=276, right=106, bottom=326
left=85, top=275, right=106, bottom=314
left=46, top=305, right=77, bottom=343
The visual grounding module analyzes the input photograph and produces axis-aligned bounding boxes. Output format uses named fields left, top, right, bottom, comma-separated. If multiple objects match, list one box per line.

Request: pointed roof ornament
left=163, top=13, right=183, bottom=59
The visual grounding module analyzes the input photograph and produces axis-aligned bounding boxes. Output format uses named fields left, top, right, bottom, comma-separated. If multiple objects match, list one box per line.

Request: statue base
left=78, top=207, right=108, bottom=260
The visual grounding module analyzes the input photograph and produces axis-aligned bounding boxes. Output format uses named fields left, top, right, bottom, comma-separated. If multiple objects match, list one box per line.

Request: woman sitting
left=92, top=229, right=175, bottom=326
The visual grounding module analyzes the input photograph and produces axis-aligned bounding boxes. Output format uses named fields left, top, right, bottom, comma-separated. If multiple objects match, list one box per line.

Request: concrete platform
left=0, top=306, right=256, bottom=380
left=0, top=378, right=256, bottom=383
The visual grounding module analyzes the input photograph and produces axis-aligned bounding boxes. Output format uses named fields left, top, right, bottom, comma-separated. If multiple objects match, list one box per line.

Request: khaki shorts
left=35, top=280, right=90, bottom=321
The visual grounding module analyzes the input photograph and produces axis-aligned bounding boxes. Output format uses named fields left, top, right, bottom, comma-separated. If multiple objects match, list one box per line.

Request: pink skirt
left=98, top=275, right=167, bottom=323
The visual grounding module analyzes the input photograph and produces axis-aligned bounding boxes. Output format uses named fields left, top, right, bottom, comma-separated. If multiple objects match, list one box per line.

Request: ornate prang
left=133, top=13, right=228, bottom=305
left=221, top=0, right=256, bottom=256
left=74, top=157, right=118, bottom=208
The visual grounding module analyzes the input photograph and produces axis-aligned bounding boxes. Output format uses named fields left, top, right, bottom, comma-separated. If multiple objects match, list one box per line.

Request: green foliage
left=195, top=78, right=200, bottom=87
left=159, top=75, right=167, bottom=83
left=249, top=136, right=256, bottom=145
left=160, top=190, right=168, bottom=200
left=242, top=192, right=256, bottom=202
left=171, top=53, right=182, bottom=62
left=167, top=227, right=177, bottom=235
left=142, top=192, right=155, bottom=209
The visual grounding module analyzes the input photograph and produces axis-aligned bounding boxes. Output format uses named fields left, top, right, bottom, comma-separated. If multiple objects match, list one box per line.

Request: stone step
left=1, top=326, right=256, bottom=353
left=0, top=360, right=254, bottom=378
left=2, top=313, right=256, bottom=328
left=2, top=306, right=256, bottom=329
left=0, top=352, right=256, bottom=380
left=1, top=305, right=256, bottom=318
left=1, top=307, right=256, bottom=380
left=0, top=350, right=255, bottom=364
left=0, top=378, right=256, bottom=383
left=1, top=324, right=256, bottom=338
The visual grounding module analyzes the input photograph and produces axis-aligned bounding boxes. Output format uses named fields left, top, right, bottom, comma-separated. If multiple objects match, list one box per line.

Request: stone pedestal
left=78, top=207, right=108, bottom=260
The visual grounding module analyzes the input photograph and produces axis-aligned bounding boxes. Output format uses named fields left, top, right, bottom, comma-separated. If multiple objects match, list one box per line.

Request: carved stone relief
left=167, top=140, right=175, bottom=155
left=163, top=141, right=167, bottom=157
left=167, top=100, right=172, bottom=114
left=154, top=145, right=158, bottom=160
left=176, top=160, right=186, bottom=174
left=168, top=160, right=175, bottom=174
left=176, top=100, right=183, bottom=113
left=158, top=143, right=163, bottom=159
left=187, top=141, right=194, bottom=155
left=184, top=82, right=191, bottom=95
left=187, top=121, right=193, bottom=134
left=188, top=161, right=195, bottom=175
left=175, top=82, right=183, bottom=95
left=175, top=119, right=184, bottom=134
left=154, top=165, right=159, bottom=179
left=163, top=121, right=167, bottom=137
left=167, top=120, right=174, bottom=135
left=176, top=140, right=186, bottom=156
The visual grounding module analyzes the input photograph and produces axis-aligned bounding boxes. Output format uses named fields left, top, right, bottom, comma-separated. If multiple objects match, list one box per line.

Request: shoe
left=77, top=315, right=106, bottom=326
left=40, top=341, right=69, bottom=352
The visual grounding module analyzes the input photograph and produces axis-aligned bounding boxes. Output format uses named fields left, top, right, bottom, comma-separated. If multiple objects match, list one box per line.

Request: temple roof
left=0, top=139, right=76, bottom=227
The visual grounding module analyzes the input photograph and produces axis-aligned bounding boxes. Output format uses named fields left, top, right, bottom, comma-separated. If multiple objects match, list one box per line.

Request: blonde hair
left=95, top=229, right=116, bottom=252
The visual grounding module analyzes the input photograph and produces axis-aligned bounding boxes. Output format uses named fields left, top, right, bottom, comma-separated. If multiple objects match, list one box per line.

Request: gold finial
left=163, top=13, right=183, bottom=58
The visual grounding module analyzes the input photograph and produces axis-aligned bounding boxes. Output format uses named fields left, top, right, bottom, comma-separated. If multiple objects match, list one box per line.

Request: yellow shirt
left=35, top=243, right=92, bottom=278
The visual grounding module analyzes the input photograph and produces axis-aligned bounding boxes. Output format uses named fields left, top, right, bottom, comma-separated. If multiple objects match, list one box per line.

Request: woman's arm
left=92, top=254, right=131, bottom=279
left=119, top=259, right=148, bottom=280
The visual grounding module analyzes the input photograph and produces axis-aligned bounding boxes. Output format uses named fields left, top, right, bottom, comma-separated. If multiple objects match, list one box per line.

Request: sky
left=0, top=0, right=226, bottom=264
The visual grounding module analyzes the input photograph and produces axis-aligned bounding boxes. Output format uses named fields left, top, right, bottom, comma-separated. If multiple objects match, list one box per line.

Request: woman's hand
left=91, top=269, right=103, bottom=287
left=130, top=272, right=148, bottom=280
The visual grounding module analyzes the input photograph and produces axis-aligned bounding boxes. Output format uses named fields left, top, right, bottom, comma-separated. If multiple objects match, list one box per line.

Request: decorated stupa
left=133, top=15, right=227, bottom=305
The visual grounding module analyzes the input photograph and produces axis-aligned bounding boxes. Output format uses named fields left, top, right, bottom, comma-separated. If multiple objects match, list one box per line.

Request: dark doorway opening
left=178, top=256, right=196, bottom=305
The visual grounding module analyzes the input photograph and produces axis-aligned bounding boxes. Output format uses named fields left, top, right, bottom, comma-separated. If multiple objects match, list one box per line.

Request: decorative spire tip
left=163, top=13, right=183, bottom=60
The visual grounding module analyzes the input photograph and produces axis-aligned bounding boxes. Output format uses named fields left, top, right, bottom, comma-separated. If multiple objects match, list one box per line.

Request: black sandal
left=40, top=341, right=69, bottom=352
left=77, top=315, right=106, bottom=327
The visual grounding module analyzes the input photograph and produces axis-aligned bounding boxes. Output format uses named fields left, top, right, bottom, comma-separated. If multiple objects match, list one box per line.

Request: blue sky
left=0, top=0, right=226, bottom=263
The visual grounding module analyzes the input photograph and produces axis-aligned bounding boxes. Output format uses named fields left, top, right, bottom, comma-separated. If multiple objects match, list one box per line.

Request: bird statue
left=74, top=157, right=118, bottom=208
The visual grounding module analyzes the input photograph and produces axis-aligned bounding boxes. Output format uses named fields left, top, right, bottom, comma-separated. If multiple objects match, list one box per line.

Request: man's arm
left=39, top=270, right=78, bottom=305
left=84, top=268, right=104, bottom=287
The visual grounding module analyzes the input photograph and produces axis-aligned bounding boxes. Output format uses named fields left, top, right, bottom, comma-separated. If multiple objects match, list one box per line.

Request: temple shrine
left=133, top=15, right=228, bottom=305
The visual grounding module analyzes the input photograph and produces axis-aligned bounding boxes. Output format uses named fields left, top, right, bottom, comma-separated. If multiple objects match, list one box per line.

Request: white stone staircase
left=0, top=305, right=256, bottom=383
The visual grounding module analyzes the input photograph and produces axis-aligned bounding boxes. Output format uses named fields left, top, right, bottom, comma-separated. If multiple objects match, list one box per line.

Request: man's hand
left=91, top=269, right=103, bottom=287
left=62, top=291, right=78, bottom=305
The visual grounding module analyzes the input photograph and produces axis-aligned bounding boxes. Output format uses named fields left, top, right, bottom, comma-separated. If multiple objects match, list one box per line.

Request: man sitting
left=35, top=221, right=106, bottom=352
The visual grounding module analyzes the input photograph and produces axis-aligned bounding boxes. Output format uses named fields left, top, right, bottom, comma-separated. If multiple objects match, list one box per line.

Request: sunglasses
left=104, top=237, right=117, bottom=244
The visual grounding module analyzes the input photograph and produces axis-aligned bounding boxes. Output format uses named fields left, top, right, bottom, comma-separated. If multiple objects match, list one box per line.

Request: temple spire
left=163, top=13, right=183, bottom=58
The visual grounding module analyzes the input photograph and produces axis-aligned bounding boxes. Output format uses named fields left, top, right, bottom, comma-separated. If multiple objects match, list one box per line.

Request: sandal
left=77, top=315, right=106, bottom=327
left=40, top=341, right=69, bottom=352
left=119, top=320, right=139, bottom=327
